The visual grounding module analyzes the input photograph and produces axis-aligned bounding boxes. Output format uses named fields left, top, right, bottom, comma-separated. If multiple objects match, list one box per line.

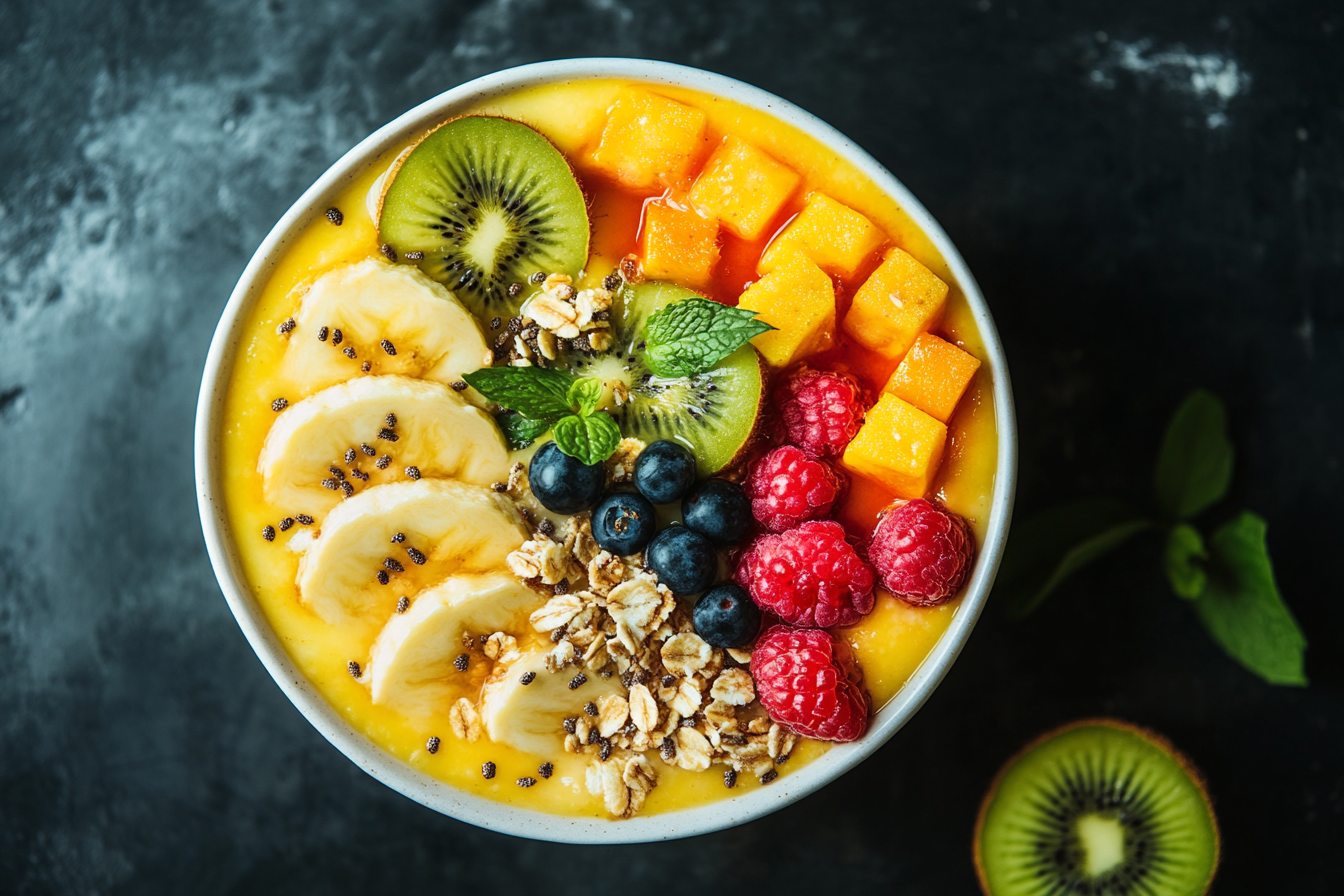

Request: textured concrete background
left=1, top=0, right=1340, bottom=892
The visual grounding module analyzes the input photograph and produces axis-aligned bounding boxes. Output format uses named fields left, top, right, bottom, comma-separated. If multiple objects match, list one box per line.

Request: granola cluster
left=486, top=274, right=617, bottom=368
left=501, top=511, right=796, bottom=818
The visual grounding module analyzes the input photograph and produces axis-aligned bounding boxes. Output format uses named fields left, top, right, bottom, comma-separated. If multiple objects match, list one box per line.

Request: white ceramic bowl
left=195, top=58, right=1017, bottom=843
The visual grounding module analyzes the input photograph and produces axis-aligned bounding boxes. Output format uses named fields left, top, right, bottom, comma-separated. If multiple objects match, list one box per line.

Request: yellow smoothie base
left=220, top=79, right=998, bottom=818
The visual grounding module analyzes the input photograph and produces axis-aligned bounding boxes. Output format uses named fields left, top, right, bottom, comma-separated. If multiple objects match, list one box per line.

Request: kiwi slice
left=378, top=116, right=590, bottom=320
left=975, top=719, right=1220, bottom=896
left=566, top=281, right=764, bottom=477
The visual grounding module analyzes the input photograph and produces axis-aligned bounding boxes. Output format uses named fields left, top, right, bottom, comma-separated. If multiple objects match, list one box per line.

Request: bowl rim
left=194, top=57, right=1017, bottom=844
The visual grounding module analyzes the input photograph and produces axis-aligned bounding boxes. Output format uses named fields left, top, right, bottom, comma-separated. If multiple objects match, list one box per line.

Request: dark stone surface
left=1, top=0, right=1340, bottom=892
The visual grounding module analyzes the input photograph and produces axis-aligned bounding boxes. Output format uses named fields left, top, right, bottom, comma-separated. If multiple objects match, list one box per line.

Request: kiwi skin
left=972, top=718, right=1221, bottom=896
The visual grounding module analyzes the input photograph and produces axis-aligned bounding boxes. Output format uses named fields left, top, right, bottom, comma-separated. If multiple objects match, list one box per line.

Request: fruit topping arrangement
left=254, top=87, right=991, bottom=818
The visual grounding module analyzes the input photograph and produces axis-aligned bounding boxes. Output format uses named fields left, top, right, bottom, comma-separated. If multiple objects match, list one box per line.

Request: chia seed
left=562, top=717, right=578, bottom=734
left=538, top=762, right=553, bottom=779
left=490, top=317, right=501, bottom=330
left=350, top=469, right=369, bottom=481
left=271, top=398, right=288, bottom=412
left=603, top=272, right=621, bottom=291
left=296, top=514, right=314, bottom=525
left=262, top=525, right=276, bottom=542
left=584, top=702, right=598, bottom=717
left=385, top=413, right=397, bottom=427
left=340, top=480, right=353, bottom=497
left=404, top=250, right=424, bottom=261
left=391, top=532, right=406, bottom=543
left=529, top=271, right=546, bottom=284
left=482, top=761, right=496, bottom=779
left=325, top=207, right=343, bottom=226
left=331, top=329, right=343, bottom=346
left=426, top=736, right=440, bottom=754
left=361, top=361, right=371, bottom=372
left=378, top=428, right=398, bottom=442
left=361, top=443, right=376, bottom=456
left=380, top=243, right=397, bottom=261
left=381, top=339, right=396, bottom=356
left=344, top=448, right=357, bottom=464
left=383, top=557, right=405, bottom=573
left=328, top=466, right=345, bottom=480
left=279, top=517, right=295, bottom=532
left=321, top=479, right=339, bottom=491
left=406, top=546, right=426, bottom=565
left=593, top=309, right=609, bottom=321
left=587, top=728, right=600, bottom=745
left=491, top=482, right=507, bottom=493
left=660, top=738, right=676, bottom=761
left=453, top=654, right=469, bottom=672
left=376, top=570, right=389, bottom=585
left=516, top=776, right=536, bottom=788
left=507, top=282, right=523, bottom=297
left=396, top=596, right=409, bottom=614
left=551, top=580, right=569, bottom=596
left=760, top=769, right=778, bottom=785
left=550, top=627, right=566, bottom=643
left=450, top=380, right=468, bottom=392
left=343, top=347, right=357, bottom=359
left=538, top=519, right=555, bottom=537
left=318, top=326, right=329, bottom=342
left=347, top=660, right=361, bottom=678
left=598, top=740, right=612, bottom=761
left=568, top=673, right=587, bottom=690
left=376, top=455, right=392, bottom=469
left=599, top=669, right=613, bottom=678
left=276, top=318, right=296, bottom=335
left=723, top=769, right=737, bottom=789
left=520, top=671, right=536, bottom=686
left=721, top=734, right=747, bottom=746
left=661, top=675, right=675, bottom=687
left=405, top=466, right=421, bottom=480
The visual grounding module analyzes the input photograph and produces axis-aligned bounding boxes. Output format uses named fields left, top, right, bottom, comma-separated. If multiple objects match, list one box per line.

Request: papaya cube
left=736, top=254, right=836, bottom=367
left=639, top=199, right=720, bottom=290
left=758, top=192, right=884, bottom=278
left=884, top=333, right=981, bottom=423
left=843, top=247, right=949, bottom=358
left=688, top=137, right=801, bottom=240
left=589, top=90, right=709, bottom=192
left=842, top=394, right=947, bottom=499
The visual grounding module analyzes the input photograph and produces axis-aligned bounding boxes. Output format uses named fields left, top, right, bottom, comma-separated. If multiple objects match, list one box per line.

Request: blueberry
left=528, top=442, right=604, bottom=514
left=693, top=583, right=761, bottom=648
left=634, top=440, right=697, bottom=504
left=681, top=478, right=752, bottom=546
left=645, top=525, right=717, bottom=595
left=592, top=492, right=657, bottom=555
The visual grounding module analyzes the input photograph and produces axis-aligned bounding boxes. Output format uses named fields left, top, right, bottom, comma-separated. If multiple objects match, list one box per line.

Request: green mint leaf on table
left=644, top=297, right=774, bottom=377
left=462, top=366, right=576, bottom=421
left=1154, top=389, right=1234, bottom=520
left=567, top=377, right=604, bottom=417
left=552, top=411, right=622, bottom=466
left=1193, top=512, right=1307, bottom=686
left=497, top=412, right=552, bottom=451
left=998, top=499, right=1151, bottom=618
left=1164, top=523, right=1208, bottom=600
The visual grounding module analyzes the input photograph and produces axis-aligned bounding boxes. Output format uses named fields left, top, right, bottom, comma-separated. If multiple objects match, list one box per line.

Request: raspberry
left=735, top=520, right=875, bottom=628
left=774, top=367, right=865, bottom=457
left=868, top=499, right=974, bottom=606
left=746, top=445, right=844, bottom=531
left=751, top=625, right=868, bottom=742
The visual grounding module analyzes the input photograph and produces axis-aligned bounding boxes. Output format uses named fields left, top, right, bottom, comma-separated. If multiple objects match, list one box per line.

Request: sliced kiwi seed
left=563, top=281, right=764, bottom=477
left=378, top=116, right=590, bottom=322
left=974, top=719, right=1220, bottom=896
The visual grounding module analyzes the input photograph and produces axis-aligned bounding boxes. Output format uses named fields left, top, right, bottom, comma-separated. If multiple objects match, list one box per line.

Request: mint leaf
left=1192, top=512, right=1307, bottom=686
left=644, top=297, right=774, bottom=377
left=1164, top=523, right=1208, bottom=599
left=998, top=500, right=1150, bottom=617
left=567, top=377, right=603, bottom=417
left=462, top=366, right=575, bottom=421
left=497, top=412, right=551, bottom=450
left=1154, top=389, right=1234, bottom=521
left=551, top=411, right=622, bottom=466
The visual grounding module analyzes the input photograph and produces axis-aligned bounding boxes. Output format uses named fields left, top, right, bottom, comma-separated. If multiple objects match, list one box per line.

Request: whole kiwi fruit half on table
left=974, top=718, right=1220, bottom=896
left=377, top=115, right=590, bottom=321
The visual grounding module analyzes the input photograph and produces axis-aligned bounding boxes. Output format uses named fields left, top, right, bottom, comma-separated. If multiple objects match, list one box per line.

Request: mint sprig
left=644, top=297, right=774, bottom=377
left=998, top=389, right=1308, bottom=686
left=464, top=366, right=621, bottom=464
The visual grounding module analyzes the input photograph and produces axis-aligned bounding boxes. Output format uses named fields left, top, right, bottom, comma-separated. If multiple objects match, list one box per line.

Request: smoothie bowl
left=195, top=59, right=1016, bottom=843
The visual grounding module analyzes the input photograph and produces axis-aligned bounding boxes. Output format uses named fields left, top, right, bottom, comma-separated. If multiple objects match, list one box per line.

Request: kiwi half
left=378, top=116, right=590, bottom=321
left=974, top=719, right=1220, bottom=896
left=566, top=281, right=764, bottom=477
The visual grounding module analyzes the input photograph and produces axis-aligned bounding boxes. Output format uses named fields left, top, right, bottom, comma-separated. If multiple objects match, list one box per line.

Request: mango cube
left=689, top=137, right=801, bottom=240
left=589, top=90, right=709, bottom=192
left=884, top=333, right=981, bottom=423
left=736, top=254, right=836, bottom=367
left=843, top=247, right=949, bottom=358
left=639, top=199, right=720, bottom=290
left=758, top=192, right=884, bottom=278
left=842, top=394, right=947, bottom=499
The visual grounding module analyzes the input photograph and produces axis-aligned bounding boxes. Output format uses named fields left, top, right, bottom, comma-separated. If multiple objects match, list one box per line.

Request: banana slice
left=296, top=479, right=528, bottom=625
left=367, top=573, right=542, bottom=724
left=280, top=259, right=487, bottom=395
left=481, top=647, right=623, bottom=756
left=259, top=375, right=508, bottom=518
